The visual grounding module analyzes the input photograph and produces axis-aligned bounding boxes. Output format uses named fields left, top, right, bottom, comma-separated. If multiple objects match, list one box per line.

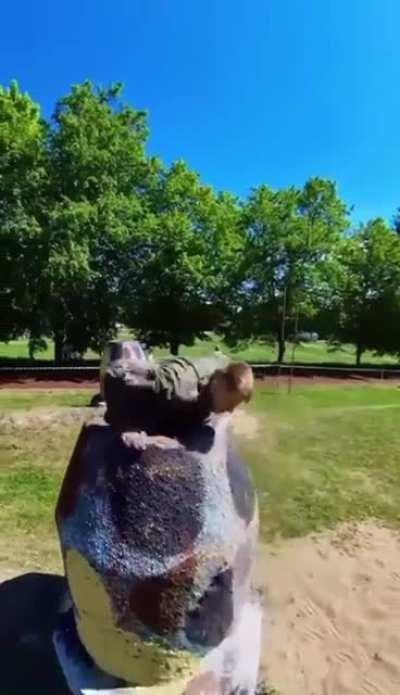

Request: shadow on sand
left=0, top=572, right=70, bottom=695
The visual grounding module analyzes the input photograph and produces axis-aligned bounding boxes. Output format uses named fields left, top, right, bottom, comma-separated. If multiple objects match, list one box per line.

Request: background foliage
left=1, top=80, right=400, bottom=363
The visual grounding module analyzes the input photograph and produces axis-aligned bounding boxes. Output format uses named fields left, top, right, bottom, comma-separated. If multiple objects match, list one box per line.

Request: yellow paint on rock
left=65, top=549, right=201, bottom=689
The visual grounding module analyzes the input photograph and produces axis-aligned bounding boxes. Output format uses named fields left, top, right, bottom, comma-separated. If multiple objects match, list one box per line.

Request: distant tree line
left=1, top=80, right=400, bottom=364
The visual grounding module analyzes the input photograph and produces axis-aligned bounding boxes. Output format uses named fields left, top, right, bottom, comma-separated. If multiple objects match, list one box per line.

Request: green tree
left=330, top=219, right=400, bottom=365
left=49, top=81, right=152, bottom=202
left=42, top=192, right=150, bottom=363
left=122, top=161, right=245, bottom=354
left=41, top=81, right=156, bottom=362
left=393, top=208, right=400, bottom=234
left=0, top=81, right=48, bottom=347
left=225, top=178, right=349, bottom=362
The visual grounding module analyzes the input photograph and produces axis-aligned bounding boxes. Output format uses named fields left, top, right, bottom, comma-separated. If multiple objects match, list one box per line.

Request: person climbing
left=102, top=344, right=254, bottom=450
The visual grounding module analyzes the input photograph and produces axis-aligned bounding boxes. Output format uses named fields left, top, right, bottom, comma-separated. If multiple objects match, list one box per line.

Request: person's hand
left=121, top=431, right=180, bottom=451
left=121, top=430, right=148, bottom=450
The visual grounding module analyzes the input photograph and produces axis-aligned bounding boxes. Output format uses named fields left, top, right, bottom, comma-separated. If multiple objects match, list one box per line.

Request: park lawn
left=240, top=384, right=400, bottom=540
left=0, top=414, right=82, bottom=570
left=0, top=336, right=398, bottom=365
left=0, top=389, right=93, bottom=411
left=1, top=383, right=400, bottom=570
left=0, top=339, right=98, bottom=361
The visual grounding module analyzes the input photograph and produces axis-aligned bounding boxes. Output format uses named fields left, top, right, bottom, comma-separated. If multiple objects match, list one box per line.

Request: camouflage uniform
left=107, top=354, right=228, bottom=403
left=152, top=355, right=229, bottom=403
left=104, top=351, right=229, bottom=435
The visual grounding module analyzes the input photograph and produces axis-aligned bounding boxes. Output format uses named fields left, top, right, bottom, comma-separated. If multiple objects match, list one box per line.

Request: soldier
left=103, top=348, right=254, bottom=450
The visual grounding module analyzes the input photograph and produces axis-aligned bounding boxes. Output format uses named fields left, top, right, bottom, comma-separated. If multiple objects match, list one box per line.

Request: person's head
left=209, top=362, right=254, bottom=413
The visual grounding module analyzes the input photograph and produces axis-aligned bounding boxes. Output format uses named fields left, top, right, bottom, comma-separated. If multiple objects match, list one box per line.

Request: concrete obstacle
left=91, top=341, right=148, bottom=408
left=99, top=341, right=147, bottom=400
left=53, top=343, right=262, bottom=694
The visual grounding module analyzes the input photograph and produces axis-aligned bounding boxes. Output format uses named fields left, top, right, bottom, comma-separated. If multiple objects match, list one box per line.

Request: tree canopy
left=1, top=79, right=400, bottom=364
left=0, top=82, right=48, bottom=344
left=222, top=178, right=349, bottom=361
left=328, top=219, right=400, bottom=364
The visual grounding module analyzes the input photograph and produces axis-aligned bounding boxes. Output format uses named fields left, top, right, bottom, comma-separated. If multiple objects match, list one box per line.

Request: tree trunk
left=170, top=339, right=180, bottom=356
left=277, top=337, right=286, bottom=363
left=54, top=332, right=64, bottom=365
left=356, top=344, right=363, bottom=367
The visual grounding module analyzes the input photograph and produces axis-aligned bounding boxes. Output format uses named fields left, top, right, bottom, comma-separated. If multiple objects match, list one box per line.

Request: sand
left=0, top=405, right=95, bottom=430
left=2, top=522, right=400, bottom=694
left=257, top=522, right=400, bottom=695
left=3, top=521, right=400, bottom=695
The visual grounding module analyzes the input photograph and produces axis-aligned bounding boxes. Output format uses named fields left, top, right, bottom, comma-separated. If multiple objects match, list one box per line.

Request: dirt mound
left=0, top=405, right=103, bottom=430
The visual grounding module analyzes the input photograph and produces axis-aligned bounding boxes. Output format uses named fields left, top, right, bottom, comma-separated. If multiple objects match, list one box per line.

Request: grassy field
left=0, top=335, right=398, bottom=365
left=242, top=384, right=400, bottom=539
left=0, top=397, right=84, bottom=570
left=1, top=382, right=400, bottom=572
left=0, top=389, right=91, bottom=411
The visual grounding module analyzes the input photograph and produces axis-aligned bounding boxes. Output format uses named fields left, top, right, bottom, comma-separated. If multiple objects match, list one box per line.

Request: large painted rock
left=54, top=351, right=261, bottom=694
left=99, top=341, right=147, bottom=399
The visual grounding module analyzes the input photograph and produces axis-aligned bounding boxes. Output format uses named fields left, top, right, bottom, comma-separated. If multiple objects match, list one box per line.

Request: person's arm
left=121, top=431, right=179, bottom=451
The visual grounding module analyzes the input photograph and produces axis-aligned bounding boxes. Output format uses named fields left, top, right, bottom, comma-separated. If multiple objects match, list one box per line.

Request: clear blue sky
left=1, top=0, right=399, bottom=225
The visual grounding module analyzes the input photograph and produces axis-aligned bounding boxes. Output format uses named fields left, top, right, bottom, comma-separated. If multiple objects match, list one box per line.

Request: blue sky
left=1, top=0, right=399, bottom=225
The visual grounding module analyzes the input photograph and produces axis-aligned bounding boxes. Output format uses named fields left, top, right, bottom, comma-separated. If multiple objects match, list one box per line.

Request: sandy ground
left=257, top=522, right=400, bottom=695
left=0, top=405, right=95, bottom=429
left=2, top=521, right=400, bottom=695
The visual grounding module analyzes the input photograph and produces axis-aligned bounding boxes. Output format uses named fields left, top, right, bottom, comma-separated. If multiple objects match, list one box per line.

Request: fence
left=0, top=362, right=399, bottom=388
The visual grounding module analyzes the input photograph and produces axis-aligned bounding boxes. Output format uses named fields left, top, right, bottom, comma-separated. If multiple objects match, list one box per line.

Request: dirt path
left=257, top=522, right=400, bottom=695
left=0, top=378, right=97, bottom=389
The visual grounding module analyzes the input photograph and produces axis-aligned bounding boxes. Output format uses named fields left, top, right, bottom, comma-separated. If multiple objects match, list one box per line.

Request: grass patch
left=1, top=383, right=400, bottom=571
left=0, top=467, right=60, bottom=525
left=0, top=389, right=93, bottom=411
left=0, top=339, right=98, bottom=361
left=1, top=336, right=398, bottom=365
left=0, top=418, right=81, bottom=570
left=0, top=423, right=79, bottom=521
left=240, top=384, right=400, bottom=540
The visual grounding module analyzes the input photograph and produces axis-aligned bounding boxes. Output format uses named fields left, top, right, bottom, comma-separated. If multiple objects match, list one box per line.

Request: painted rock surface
left=55, top=351, right=261, bottom=693
left=99, top=341, right=147, bottom=398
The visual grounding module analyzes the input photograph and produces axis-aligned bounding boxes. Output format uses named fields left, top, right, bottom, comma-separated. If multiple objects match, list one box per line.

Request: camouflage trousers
left=108, top=355, right=229, bottom=404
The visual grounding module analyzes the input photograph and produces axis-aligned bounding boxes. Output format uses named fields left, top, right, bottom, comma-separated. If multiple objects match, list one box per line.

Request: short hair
left=223, top=362, right=254, bottom=402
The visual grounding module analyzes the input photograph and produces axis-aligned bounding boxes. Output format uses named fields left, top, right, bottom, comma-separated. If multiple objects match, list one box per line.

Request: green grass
left=0, top=335, right=398, bottom=365
left=0, top=416, right=81, bottom=569
left=0, top=389, right=93, bottom=411
left=0, top=467, right=61, bottom=526
left=239, top=383, right=400, bottom=540
left=1, top=382, right=400, bottom=571
left=0, top=338, right=98, bottom=361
